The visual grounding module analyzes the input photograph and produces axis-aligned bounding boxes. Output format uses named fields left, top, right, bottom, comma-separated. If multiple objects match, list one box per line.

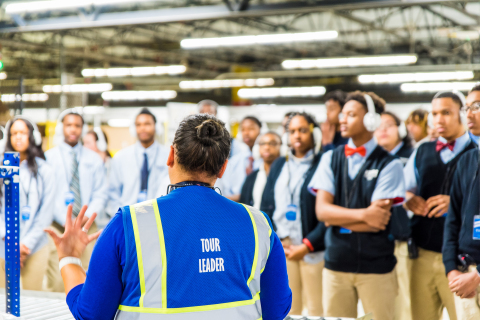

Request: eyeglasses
left=466, top=102, right=480, bottom=114
left=377, top=123, right=397, bottom=131
left=259, top=142, right=280, bottom=147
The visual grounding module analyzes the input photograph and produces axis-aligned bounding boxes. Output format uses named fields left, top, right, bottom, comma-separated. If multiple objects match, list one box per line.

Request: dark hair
left=5, top=118, right=45, bottom=178
left=261, top=131, right=282, bottom=143
left=406, top=109, right=429, bottom=136
left=324, top=90, right=348, bottom=108
left=173, top=114, right=231, bottom=177
left=241, top=116, right=262, bottom=129
left=87, top=130, right=112, bottom=158
left=433, top=92, right=464, bottom=109
left=284, top=112, right=295, bottom=119
left=62, top=112, right=84, bottom=125
left=137, top=107, right=157, bottom=123
left=197, top=100, right=219, bottom=114
left=345, top=91, right=386, bottom=114
left=469, top=84, right=480, bottom=94
left=382, top=111, right=413, bottom=149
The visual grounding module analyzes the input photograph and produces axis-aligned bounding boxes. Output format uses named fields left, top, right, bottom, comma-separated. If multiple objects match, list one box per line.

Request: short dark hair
left=137, top=107, right=157, bottom=123
left=345, top=91, right=386, bottom=114
left=470, top=84, right=480, bottom=94
left=261, top=131, right=282, bottom=143
left=241, top=116, right=262, bottom=128
left=173, top=114, right=231, bottom=177
left=324, top=90, right=348, bottom=108
left=382, top=111, right=413, bottom=149
left=284, top=112, right=295, bottom=119
left=433, top=92, right=464, bottom=109
left=62, top=112, right=84, bottom=124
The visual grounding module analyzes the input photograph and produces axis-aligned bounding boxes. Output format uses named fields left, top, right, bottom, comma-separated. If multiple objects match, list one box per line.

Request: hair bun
left=196, top=119, right=224, bottom=146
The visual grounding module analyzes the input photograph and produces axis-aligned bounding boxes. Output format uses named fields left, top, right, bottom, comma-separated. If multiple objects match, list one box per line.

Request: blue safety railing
left=1, top=152, right=20, bottom=317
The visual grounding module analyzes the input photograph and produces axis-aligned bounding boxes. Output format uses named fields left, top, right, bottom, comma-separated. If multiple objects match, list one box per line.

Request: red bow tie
left=436, top=140, right=455, bottom=152
left=345, top=145, right=367, bottom=157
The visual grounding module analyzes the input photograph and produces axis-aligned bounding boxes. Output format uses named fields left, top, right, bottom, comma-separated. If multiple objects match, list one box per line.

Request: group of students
left=232, top=87, right=480, bottom=320
left=3, top=86, right=480, bottom=319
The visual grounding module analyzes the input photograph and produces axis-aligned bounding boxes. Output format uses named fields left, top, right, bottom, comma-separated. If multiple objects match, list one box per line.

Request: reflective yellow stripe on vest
left=117, top=200, right=271, bottom=319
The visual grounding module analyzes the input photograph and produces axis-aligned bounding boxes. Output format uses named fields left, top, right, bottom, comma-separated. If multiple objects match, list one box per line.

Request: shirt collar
left=389, top=141, right=404, bottom=155
left=347, top=137, right=377, bottom=158
left=60, top=141, right=82, bottom=155
left=135, top=140, right=158, bottom=152
left=437, top=131, right=470, bottom=155
left=290, top=149, right=314, bottom=164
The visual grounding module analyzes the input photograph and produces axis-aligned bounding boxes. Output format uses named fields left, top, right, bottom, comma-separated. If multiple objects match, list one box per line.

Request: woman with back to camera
left=0, top=116, right=55, bottom=290
left=375, top=110, right=414, bottom=320
left=261, top=112, right=326, bottom=317
left=46, top=114, right=292, bottom=320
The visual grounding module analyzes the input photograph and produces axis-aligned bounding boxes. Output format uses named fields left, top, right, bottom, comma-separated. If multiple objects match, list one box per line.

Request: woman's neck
left=20, top=152, right=27, bottom=162
left=383, top=140, right=401, bottom=153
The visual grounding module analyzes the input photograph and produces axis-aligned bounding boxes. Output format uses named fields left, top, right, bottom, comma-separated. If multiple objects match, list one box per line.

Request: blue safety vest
left=115, top=186, right=272, bottom=320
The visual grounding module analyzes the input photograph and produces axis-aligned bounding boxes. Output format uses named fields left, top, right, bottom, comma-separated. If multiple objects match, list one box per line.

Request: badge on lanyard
left=285, top=204, right=297, bottom=221
left=473, top=215, right=480, bottom=240
left=21, top=205, right=31, bottom=221
left=137, top=190, right=147, bottom=203
left=339, top=227, right=352, bottom=234
left=65, top=191, right=75, bottom=206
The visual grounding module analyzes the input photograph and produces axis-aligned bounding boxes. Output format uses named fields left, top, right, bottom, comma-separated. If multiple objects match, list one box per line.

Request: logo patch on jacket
left=364, top=169, right=379, bottom=181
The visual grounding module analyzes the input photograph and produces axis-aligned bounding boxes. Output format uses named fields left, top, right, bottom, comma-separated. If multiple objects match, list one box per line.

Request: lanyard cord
left=21, top=174, right=34, bottom=206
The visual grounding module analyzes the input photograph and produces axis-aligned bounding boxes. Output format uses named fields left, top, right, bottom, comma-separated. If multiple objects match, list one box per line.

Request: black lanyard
left=166, top=181, right=220, bottom=195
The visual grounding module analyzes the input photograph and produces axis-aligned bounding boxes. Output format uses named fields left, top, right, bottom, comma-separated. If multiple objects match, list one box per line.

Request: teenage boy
left=310, top=91, right=405, bottom=320
left=443, top=86, right=480, bottom=320
left=404, top=91, right=477, bottom=320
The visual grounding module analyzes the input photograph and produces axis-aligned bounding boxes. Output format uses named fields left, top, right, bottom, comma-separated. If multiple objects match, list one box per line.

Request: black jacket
left=411, top=139, right=477, bottom=253
left=260, top=153, right=326, bottom=252
left=443, top=148, right=480, bottom=274
left=326, top=145, right=397, bottom=274
left=239, top=169, right=259, bottom=207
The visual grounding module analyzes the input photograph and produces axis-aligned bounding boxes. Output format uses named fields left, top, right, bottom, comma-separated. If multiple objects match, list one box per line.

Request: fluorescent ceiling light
left=0, top=73, right=7, bottom=80
left=1, top=93, right=48, bottom=103
left=181, top=31, right=338, bottom=49
left=359, top=71, right=474, bottom=84
left=43, top=83, right=113, bottom=93
left=282, top=54, right=418, bottom=70
left=101, top=90, right=177, bottom=101
left=5, top=0, right=153, bottom=14
left=400, top=82, right=477, bottom=92
left=82, top=106, right=105, bottom=114
left=107, top=119, right=131, bottom=127
left=82, top=65, right=186, bottom=78
left=179, top=78, right=274, bottom=89
left=238, top=86, right=326, bottom=99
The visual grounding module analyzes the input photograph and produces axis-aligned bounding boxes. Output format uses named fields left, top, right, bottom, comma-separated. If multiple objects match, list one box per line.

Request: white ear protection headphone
left=433, top=90, right=467, bottom=126
left=129, top=109, right=164, bottom=139
left=55, top=108, right=88, bottom=137
left=398, top=121, right=408, bottom=139
left=0, top=125, right=6, bottom=153
left=5, top=116, right=42, bottom=146
left=363, top=94, right=382, bottom=132
left=93, top=127, right=107, bottom=152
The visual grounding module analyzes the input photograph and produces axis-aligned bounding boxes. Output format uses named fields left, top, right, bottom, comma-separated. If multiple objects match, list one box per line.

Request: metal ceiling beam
left=0, top=0, right=478, bottom=33
left=215, top=63, right=480, bottom=79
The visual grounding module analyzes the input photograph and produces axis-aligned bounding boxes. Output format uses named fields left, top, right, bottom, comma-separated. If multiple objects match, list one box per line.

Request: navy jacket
left=443, top=148, right=480, bottom=274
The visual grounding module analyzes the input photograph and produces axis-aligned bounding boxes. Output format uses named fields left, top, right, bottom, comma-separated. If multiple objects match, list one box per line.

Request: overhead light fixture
left=1, top=93, right=49, bottom=103
left=181, top=31, right=338, bottom=49
left=0, top=73, right=7, bottom=80
left=101, top=90, right=177, bottom=101
left=107, top=119, right=131, bottom=127
left=43, top=83, right=113, bottom=93
left=82, top=65, right=187, bottom=78
left=282, top=54, right=418, bottom=70
left=400, top=82, right=477, bottom=92
left=237, top=86, right=326, bottom=99
left=359, top=71, right=474, bottom=84
left=81, top=106, right=106, bottom=114
left=5, top=0, right=153, bottom=14
left=179, top=78, right=274, bottom=89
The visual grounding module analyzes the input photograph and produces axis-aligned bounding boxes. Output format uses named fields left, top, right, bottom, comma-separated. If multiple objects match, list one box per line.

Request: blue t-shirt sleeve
left=260, top=231, right=292, bottom=320
left=66, top=211, right=126, bottom=320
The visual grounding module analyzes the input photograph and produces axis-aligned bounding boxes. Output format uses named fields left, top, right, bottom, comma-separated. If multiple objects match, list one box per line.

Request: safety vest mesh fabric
left=116, top=199, right=271, bottom=320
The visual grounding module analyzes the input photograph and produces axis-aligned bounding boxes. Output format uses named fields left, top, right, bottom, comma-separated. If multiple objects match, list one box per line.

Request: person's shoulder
left=44, top=146, right=60, bottom=159
left=457, top=148, right=479, bottom=168
left=81, top=146, right=104, bottom=164
left=35, top=157, right=54, bottom=174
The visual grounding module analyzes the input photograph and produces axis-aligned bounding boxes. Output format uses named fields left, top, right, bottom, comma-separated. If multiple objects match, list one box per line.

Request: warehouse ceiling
left=0, top=0, right=480, bottom=106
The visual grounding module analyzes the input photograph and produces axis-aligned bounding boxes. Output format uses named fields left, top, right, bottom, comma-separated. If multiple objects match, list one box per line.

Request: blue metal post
left=1, top=152, right=20, bottom=316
